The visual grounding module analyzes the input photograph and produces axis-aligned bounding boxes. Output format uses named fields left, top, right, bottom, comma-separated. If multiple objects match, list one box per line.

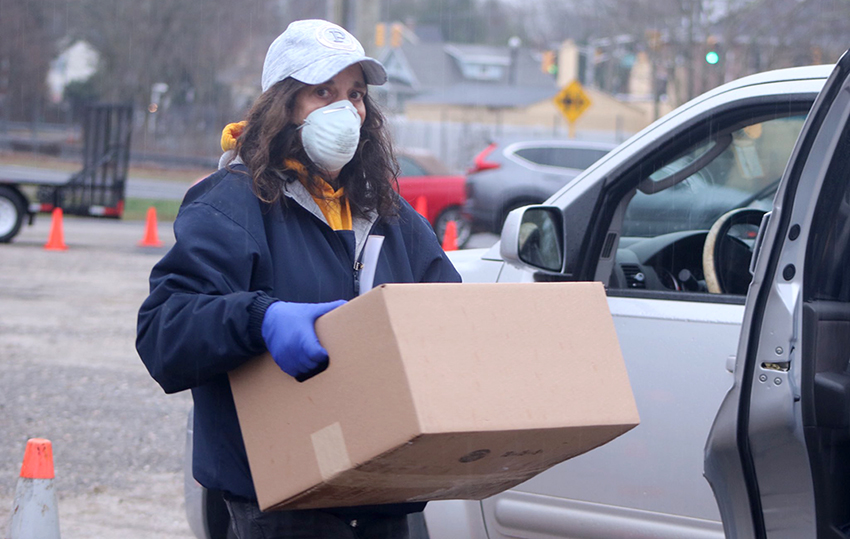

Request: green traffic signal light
left=705, top=51, right=720, bottom=65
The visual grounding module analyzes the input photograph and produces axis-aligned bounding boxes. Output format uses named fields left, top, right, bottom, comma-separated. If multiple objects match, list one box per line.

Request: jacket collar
left=221, top=159, right=379, bottom=261
left=278, top=171, right=378, bottom=262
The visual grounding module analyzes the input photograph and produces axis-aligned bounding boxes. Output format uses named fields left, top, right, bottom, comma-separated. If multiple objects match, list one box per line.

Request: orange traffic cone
left=138, top=206, right=164, bottom=247
left=43, top=208, right=67, bottom=251
left=8, top=438, right=60, bottom=539
left=442, top=220, right=458, bottom=251
left=415, top=196, right=429, bottom=220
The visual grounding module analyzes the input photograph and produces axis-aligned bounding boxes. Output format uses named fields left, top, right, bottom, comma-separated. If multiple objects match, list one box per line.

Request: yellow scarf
left=282, top=159, right=352, bottom=231
left=219, top=122, right=352, bottom=231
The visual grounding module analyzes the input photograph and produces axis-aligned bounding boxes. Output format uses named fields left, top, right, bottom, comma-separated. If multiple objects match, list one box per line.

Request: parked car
left=464, top=138, right=615, bottom=234
left=395, top=148, right=470, bottom=247
left=185, top=57, right=849, bottom=539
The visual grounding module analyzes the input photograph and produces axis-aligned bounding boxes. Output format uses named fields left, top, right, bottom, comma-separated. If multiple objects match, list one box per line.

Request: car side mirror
left=501, top=206, right=565, bottom=273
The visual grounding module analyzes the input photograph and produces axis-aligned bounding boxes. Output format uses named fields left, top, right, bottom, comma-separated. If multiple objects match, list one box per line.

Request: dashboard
left=611, top=231, right=711, bottom=293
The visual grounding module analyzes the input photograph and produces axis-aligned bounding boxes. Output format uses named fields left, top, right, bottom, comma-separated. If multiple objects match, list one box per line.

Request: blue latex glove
left=261, top=300, right=346, bottom=382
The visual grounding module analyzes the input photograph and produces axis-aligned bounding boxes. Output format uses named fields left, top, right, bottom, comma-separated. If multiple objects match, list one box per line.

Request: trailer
left=0, top=103, right=133, bottom=242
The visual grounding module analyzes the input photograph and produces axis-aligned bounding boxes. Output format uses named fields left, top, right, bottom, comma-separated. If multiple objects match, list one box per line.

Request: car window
left=513, top=146, right=551, bottom=167
left=623, top=116, right=806, bottom=237
left=513, top=146, right=608, bottom=170
left=398, top=156, right=428, bottom=177
left=548, top=147, right=610, bottom=170
left=611, top=114, right=807, bottom=295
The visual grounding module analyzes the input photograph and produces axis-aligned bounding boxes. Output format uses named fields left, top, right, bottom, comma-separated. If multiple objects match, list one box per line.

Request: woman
left=136, top=19, right=460, bottom=539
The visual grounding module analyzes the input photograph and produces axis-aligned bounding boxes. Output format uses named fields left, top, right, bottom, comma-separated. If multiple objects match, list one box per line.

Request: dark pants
left=225, top=498, right=411, bottom=539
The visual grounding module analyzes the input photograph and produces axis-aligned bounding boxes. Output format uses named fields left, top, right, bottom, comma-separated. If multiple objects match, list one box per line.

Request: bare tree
left=723, top=0, right=849, bottom=72
left=384, top=0, right=518, bottom=44
left=0, top=0, right=56, bottom=123
left=73, top=0, right=277, bottom=113
left=519, top=0, right=849, bottom=103
left=57, top=0, right=282, bottom=154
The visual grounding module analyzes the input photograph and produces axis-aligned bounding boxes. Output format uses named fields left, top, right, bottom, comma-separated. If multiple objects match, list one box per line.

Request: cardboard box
left=229, top=282, right=639, bottom=511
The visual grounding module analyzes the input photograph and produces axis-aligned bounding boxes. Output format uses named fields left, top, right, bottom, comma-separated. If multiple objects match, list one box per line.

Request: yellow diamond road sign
left=555, top=81, right=592, bottom=124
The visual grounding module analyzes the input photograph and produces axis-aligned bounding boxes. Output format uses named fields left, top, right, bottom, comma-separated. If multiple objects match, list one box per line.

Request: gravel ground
left=0, top=215, right=194, bottom=538
left=0, top=212, right=496, bottom=538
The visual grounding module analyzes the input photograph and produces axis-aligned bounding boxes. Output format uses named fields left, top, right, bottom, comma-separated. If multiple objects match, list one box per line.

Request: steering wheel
left=702, top=208, right=767, bottom=294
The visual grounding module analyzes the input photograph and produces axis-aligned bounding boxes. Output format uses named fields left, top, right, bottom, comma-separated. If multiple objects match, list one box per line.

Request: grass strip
left=124, top=198, right=181, bottom=221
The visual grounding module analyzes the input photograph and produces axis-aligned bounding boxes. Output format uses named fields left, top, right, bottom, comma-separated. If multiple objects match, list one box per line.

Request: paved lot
left=0, top=216, right=194, bottom=538
left=0, top=163, right=198, bottom=201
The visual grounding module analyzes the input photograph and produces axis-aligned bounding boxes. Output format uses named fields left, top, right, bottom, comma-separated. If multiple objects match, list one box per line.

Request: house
left=46, top=40, right=99, bottom=104
left=376, top=29, right=653, bottom=143
left=375, top=37, right=558, bottom=112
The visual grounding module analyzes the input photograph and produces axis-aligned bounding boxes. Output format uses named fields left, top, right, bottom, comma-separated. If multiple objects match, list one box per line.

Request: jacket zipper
left=291, top=198, right=376, bottom=297
left=353, top=261, right=364, bottom=296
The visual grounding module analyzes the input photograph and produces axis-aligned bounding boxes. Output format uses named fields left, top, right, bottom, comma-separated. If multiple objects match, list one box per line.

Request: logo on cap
left=316, top=24, right=357, bottom=51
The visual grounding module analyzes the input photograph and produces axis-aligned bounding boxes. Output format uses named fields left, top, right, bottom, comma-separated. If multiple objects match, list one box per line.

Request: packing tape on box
left=311, top=423, right=353, bottom=481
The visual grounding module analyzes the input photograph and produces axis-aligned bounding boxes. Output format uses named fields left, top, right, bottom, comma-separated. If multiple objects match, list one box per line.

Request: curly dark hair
left=232, top=76, right=399, bottom=218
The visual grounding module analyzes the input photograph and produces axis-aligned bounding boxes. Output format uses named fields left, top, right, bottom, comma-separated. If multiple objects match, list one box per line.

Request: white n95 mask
left=300, top=100, right=362, bottom=173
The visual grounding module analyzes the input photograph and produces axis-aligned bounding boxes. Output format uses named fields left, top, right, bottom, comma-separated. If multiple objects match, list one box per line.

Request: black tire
left=0, top=185, right=26, bottom=243
left=434, top=206, right=472, bottom=248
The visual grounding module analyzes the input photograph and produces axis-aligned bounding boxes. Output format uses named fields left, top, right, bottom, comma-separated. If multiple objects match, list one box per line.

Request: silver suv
left=430, top=60, right=843, bottom=539
left=464, top=138, right=615, bottom=234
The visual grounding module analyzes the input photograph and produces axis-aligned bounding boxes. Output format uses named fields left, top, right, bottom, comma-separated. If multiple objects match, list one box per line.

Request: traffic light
left=375, top=23, right=386, bottom=47
left=705, top=35, right=720, bottom=65
left=390, top=22, right=403, bottom=48
left=541, top=50, right=558, bottom=76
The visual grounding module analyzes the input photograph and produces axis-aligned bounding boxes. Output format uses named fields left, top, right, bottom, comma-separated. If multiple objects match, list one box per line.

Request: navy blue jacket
left=136, top=165, right=461, bottom=514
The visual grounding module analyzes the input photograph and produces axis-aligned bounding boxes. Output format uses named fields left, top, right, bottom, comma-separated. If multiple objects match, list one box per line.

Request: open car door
left=705, top=50, right=850, bottom=538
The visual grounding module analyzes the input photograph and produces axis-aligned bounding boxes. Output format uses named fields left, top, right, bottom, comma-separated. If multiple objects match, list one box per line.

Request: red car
left=193, top=149, right=469, bottom=247
left=395, top=149, right=470, bottom=247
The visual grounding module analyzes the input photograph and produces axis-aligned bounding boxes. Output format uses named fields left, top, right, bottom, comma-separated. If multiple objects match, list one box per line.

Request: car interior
left=801, top=119, right=850, bottom=536
left=599, top=112, right=809, bottom=299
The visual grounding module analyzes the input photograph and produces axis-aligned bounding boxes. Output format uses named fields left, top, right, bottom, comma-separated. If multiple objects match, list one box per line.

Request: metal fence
left=387, top=115, right=632, bottom=172
left=1, top=115, right=633, bottom=174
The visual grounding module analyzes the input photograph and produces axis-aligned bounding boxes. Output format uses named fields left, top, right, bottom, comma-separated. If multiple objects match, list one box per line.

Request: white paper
left=358, top=235, right=385, bottom=295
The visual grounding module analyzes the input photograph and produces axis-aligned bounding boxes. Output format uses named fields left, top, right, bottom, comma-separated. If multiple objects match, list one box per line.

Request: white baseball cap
left=261, top=19, right=388, bottom=93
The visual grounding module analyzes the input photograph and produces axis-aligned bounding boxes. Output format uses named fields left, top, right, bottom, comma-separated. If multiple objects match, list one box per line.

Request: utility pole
left=356, top=0, right=381, bottom=56
left=508, top=37, right=521, bottom=86
left=326, top=0, right=381, bottom=56
left=326, top=0, right=347, bottom=26
left=684, top=0, right=695, bottom=101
